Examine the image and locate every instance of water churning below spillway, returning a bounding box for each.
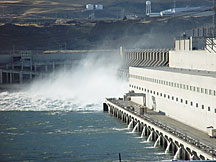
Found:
[0,55,127,111]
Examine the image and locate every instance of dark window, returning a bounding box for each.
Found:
[208,107,210,111]
[168,95,170,99]
[160,93,162,97]
[196,103,198,108]
[181,99,183,103]
[157,92,159,95]
[191,102,193,106]
[142,88,143,91]
[202,105,204,109]
[164,94,166,98]
[147,89,149,93]
[150,90,152,93]
[176,98,178,101]
[172,96,174,100]
[185,100,188,104]
[145,89,146,92]
[153,91,155,94]
[215,108,216,113]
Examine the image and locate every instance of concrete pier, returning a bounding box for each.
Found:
[104,98,216,161]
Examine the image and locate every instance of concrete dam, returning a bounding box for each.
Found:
[105,33,216,160]
[0,49,118,87]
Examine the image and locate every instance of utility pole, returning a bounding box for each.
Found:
[213,0,216,38]
[173,0,176,16]
[118,153,121,162]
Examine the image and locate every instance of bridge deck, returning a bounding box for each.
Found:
[108,98,216,157]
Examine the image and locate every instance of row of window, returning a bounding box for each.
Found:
[129,84,216,114]
[130,74,216,97]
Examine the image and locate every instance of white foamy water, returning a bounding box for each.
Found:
[0,55,127,111]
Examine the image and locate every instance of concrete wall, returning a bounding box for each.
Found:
[129,67,216,133]
[0,55,12,65]
[169,50,216,72]
[131,96,145,106]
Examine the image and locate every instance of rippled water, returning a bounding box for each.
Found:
[0,111,173,162]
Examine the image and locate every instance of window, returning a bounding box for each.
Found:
[168,95,170,99]
[157,92,159,95]
[197,87,200,93]
[153,91,155,95]
[164,94,166,98]
[181,99,183,103]
[183,84,185,89]
[145,89,146,92]
[190,86,193,91]
[202,105,204,110]
[208,107,211,111]
[215,108,216,113]
[177,83,179,88]
[172,96,174,100]
[209,89,212,95]
[205,89,208,94]
[142,88,144,91]
[214,90,216,96]
[147,89,149,93]
[150,90,152,94]
[160,93,162,97]
[180,84,182,88]
[186,85,189,90]
[201,88,204,93]
[185,100,188,104]
[196,103,198,108]
[191,102,193,106]
[176,97,178,101]
[193,87,196,91]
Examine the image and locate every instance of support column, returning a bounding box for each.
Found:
[30,63,33,71]
[6,72,9,83]
[19,72,23,84]
[45,65,48,72]
[30,72,32,80]
[10,71,13,84]
[0,69,3,84]
[21,62,23,71]
[52,62,55,72]
[34,64,37,72]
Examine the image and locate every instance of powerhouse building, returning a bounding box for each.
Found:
[128,37,216,133]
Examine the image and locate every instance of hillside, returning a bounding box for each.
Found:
[0,0,213,52]
[0,0,212,21]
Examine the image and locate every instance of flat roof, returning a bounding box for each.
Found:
[131,66,216,78]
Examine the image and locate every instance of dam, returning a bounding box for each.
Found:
[105,28,216,161]
[0,49,118,86]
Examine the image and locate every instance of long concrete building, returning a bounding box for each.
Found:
[129,37,216,134]
[104,35,216,161]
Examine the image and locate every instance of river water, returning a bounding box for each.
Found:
[0,109,173,162]
[0,56,173,161]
